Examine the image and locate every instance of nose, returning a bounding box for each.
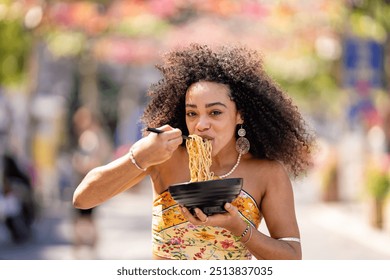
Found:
[195,116,210,132]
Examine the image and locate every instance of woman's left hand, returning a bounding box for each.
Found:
[180,203,248,237]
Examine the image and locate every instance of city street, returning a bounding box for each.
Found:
[1,176,390,260]
[2,0,390,265]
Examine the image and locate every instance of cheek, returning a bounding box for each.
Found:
[185,119,195,133]
[211,135,229,154]
[211,141,219,156]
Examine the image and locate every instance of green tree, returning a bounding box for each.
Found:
[0,1,32,87]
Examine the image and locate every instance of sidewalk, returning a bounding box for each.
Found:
[1,178,390,260]
[294,176,390,260]
[0,180,153,260]
[297,202,390,259]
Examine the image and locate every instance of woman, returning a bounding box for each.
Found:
[73,44,315,260]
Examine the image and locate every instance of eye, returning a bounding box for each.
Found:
[186,111,197,117]
[210,110,222,116]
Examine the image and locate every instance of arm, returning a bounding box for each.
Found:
[73,125,184,209]
[72,153,148,209]
[251,162,301,259]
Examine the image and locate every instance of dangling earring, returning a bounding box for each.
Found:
[236,125,250,155]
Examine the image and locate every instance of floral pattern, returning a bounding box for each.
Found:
[152,190,261,260]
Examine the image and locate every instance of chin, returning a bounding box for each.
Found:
[211,147,220,157]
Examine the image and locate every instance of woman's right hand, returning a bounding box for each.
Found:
[130,125,184,170]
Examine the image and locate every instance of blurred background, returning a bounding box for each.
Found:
[1,0,390,260]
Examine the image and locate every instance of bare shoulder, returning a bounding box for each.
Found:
[241,158,291,201]
[259,160,293,200]
[244,157,289,182]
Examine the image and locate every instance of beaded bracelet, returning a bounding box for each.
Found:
[129,148,147,171]
[242,225,253,245]
[237,221,250,241]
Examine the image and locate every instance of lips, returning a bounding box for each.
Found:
[199,135,214,141]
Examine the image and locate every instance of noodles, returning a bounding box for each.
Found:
[186,135,214,182]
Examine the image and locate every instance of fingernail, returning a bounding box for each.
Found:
[225,203,231,209]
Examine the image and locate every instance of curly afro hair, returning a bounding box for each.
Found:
[141,43,315,177]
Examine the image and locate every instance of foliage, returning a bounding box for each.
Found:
[366,164,390,199]
[321,156,338,188]
[266,56,343,114]
[348,0,390,34]
[0,9,32,86]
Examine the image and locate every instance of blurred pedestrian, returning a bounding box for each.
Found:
[1,153,36,243]
[71,106,112,259]
[1,91,36,243]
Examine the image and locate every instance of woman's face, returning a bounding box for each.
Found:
[185,81,243,156]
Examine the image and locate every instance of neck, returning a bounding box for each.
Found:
[212,148,241,177]
[211,149,238,170]
[215,153,241,179]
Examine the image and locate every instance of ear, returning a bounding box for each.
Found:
[236,111,244,125]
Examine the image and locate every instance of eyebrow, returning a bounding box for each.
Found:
[185,102,227,108]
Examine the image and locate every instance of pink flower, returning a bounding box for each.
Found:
[169,237,182,245]
[187,223,196,229]
[220,239,234,249]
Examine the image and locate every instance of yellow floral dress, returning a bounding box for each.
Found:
[152,190,261,260]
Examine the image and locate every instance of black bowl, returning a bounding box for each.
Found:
[168,178,243,216]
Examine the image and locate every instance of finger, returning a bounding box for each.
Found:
[165,128,183,141]
[180,206,198,223]
[181,207,209,225]
[194,208,209,224]
[224,203,238,216]
[165,138,183,154]
[168,133,183,145]
[153,126,183,145]
[157,124,173,132]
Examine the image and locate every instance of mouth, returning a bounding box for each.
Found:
[199,135,214,141]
